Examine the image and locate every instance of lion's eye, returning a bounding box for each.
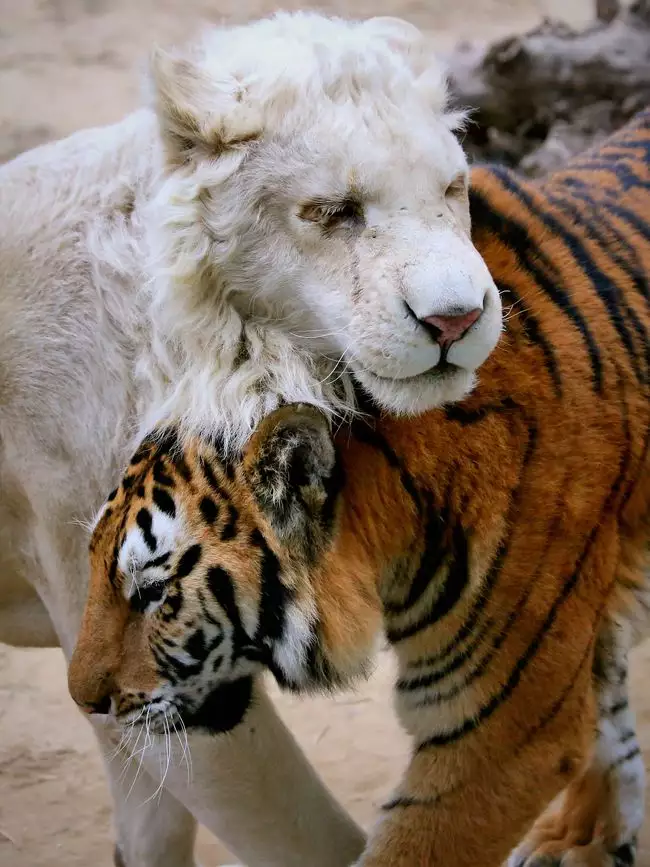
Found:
[445,174,468,200]
[298,198,364,231]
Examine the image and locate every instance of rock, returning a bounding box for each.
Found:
[446,0,650,174]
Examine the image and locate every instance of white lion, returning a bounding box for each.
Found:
[0,11,501,867]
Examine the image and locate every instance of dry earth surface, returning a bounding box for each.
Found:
[2,1,648,866]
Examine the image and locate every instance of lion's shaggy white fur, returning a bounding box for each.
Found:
[137,11,500,451]
[0,12,500,867]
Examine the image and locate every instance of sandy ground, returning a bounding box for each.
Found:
[1,1,645,866]
[4,642,650,867]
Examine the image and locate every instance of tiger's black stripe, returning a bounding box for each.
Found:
[352,419,423,517]
[199,455,228,499]
[206,565,251,652]
[516,634,596,754]
[382,498,448,617]
[545,190,650,348]
[417,383,633,751]
[559,177,650,246]
[469,187,603,392]
[152,486,176,518]
[141,551,171,570]
[181,677,253,735]
[546,187,650,306]
[252,530,294,645]
[199,495,219,525]
[443,396,519,426]
[492,166,646,385]
[173,544,202,580]
[135,508,157,552]
[570,158,647,192]
[491,280,563,397]
[220,504,238,541]
[406,414,537,671]
[398,470,568,696]
[153,460,174,488]
[386,522,470,644]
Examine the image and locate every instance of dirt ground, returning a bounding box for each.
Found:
[2,1,648,866]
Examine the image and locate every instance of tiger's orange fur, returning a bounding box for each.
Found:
[69,109,650,867]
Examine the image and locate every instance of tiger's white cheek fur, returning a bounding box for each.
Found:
[117,506,184,599]
[271,600,318,687]
[150,509,179,552]
[118,528,152,589]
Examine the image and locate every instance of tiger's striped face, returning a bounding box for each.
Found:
[67,406,360,735]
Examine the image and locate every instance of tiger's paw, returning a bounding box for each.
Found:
[507,766,637,867]
[508,835,635,867]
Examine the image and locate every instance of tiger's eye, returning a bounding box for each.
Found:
[131,582,166,613]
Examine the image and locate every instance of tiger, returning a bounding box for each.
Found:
[68,108,650,867]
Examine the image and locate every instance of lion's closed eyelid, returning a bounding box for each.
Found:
[297,196,364,226]
[445,172,468,198]
[298,200,328,223]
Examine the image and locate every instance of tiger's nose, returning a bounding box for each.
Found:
[420,308,482,350]
[78,694,112,715]
[68,662,115,715]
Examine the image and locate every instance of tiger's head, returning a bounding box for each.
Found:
[68,406,381,734]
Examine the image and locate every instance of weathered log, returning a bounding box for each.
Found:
[446,1,650,174]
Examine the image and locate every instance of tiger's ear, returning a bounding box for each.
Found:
[149,45,263,166]
[243,405,340,558]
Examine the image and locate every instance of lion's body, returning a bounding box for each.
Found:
[2,10,501,864]
[71,109,650,867]
[0,112,150,649]
[0,107,372,867]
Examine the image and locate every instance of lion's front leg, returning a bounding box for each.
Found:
[95,720,200,867]
[128,680,365,867]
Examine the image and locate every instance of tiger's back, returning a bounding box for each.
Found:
[465,109,650,617]
[473,107,650,399]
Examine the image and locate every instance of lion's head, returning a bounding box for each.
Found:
[145,13,501,446]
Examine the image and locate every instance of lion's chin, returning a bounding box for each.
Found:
[351,363,477,417]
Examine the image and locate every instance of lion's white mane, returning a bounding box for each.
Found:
[128,12,457,452]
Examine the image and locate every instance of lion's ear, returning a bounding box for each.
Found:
[149,45,263,166]
[363,16,423,52]
[363,17,449,112]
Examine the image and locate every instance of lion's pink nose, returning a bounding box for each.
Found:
[421,308,482,349]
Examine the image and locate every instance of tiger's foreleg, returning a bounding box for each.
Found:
[508,616,644,867]
[353,617,598,866]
